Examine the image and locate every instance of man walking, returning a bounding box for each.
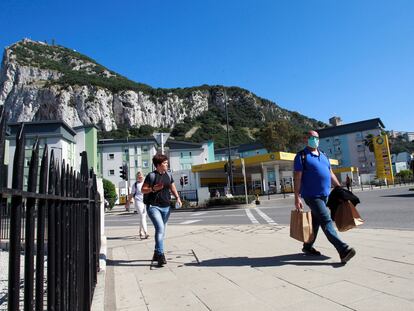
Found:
[293,130,356,263]
[141,154,182,267]
[345,174,351,191]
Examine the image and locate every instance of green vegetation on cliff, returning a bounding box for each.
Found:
[11,40,326,151]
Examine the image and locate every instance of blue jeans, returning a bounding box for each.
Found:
[147,205,171,254]
[303,196,349,255]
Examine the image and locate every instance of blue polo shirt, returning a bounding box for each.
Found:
[294,148,331,198]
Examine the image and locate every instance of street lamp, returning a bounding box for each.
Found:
[216,90,234,194]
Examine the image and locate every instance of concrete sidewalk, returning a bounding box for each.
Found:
[99,223,414,311]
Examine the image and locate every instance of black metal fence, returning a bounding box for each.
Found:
[0,106,101,311]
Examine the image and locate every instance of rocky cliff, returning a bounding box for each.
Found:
[0,39,324,138]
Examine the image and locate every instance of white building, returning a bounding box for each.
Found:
[97,138,158,197]
[391,152,412,174]
[6,121,98,188]
[165,140,214,194]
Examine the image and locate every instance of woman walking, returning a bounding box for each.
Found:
[127,172,149,239]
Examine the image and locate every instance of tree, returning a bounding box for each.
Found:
[103,178,117,209]
[257,120,302,152]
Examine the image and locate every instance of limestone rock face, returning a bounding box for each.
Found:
[0,39,317,133]
[0,40,213,131]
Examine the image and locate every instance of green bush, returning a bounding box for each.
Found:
[103,178,117,209]
[207,195,255,206]
[396,169,413,180]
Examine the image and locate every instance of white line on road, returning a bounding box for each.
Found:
[256,208,278,224]
[245,209,259,224]
[179,220,202,225]
[191,212,208,216]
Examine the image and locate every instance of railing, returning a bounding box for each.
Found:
[0,106,101,311]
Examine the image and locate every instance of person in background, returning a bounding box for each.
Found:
[293,130,356,264]
[346,174,351,191]
[141,154,182,267]
[127,171,149,239]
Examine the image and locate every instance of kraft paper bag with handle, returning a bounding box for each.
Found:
[335,200,364,232]
[290,210,314,243]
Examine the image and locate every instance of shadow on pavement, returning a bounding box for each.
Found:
[186,253,344,268]
[380,193,414,198]
[106,258,152,267]
[107,235,139,240]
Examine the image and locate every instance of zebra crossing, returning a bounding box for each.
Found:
[174,208,277,225]
[245,208,278,225]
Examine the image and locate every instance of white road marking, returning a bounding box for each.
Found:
[179,220,202,225]
[191,212,208,216]
[245,209,259,224]
[256,208,278,224]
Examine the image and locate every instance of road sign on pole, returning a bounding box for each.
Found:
[153,132,170,154]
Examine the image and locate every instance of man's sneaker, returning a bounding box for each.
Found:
[157,253,166,267]
[302,247,321,256]
[340,247,356,263]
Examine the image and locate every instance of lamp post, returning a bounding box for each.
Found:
[217,90,234,194]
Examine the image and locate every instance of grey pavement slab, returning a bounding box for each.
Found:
[100,224,414,311]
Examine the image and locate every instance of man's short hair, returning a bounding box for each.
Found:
[152,153,168,167]
[307,130,319,138]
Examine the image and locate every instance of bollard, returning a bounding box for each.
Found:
[255,194,260,205]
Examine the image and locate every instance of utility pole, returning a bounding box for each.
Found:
[217,90,234,194]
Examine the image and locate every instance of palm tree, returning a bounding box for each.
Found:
[364,134,375,152]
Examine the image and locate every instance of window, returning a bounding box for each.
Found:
[142,145,148,152]
[108,154,114,160]
[109,170,114,176]
[142,160,149,168]
[124,149,129,154]
[135,160,138,167]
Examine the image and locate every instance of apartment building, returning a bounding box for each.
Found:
[7,121,98,188]
[318,118,385,174]
[97,138,158,195]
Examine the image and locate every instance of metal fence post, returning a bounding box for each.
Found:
[24,138,40,310]
[8,124,26,311]
[36,145,48,311]
[47,150,57,310]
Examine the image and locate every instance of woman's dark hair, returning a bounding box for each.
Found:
[152,153,168,167]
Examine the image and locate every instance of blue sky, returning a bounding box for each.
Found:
[1,0,413,131]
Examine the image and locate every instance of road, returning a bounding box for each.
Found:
[105,185,414,230]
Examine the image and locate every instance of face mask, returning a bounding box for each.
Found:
[308,137,319,149]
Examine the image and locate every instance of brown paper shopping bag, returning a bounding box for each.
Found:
[290,210,314,243]
[335,200,364,232]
